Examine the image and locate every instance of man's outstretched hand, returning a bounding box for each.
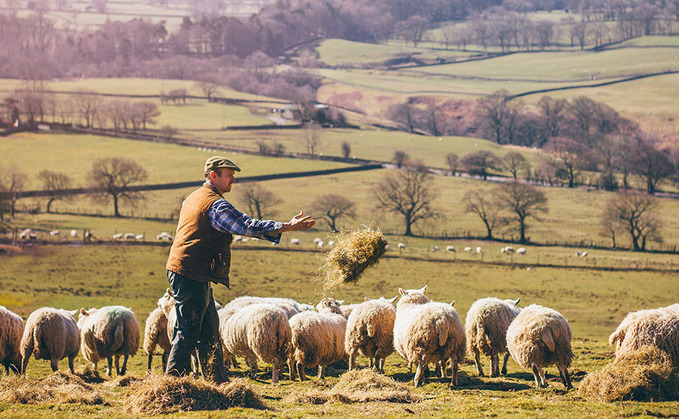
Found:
[279,211,315,232]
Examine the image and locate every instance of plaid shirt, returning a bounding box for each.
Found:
[208,198,283,244]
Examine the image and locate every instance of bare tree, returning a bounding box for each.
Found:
[0,166,27,219]
[88,157,148,217]
[460,150,500,180]
[392,150,410,168]
[602,193,662,251]
[631,136,675,195]
[462,190,499,239]
[341,141,351,159]
[501,152,530,180]
[73,89,101,128]
[303,123,323,156]
[311,194,356,232]
[39,170,72,213]
[494,182,548,243]
[542,136,590,188]
[476,90,521,145]
[135,101,161,130]
[374,163,439,237]
[537,96,568,139]
[194,73,221,100]
[446,153,459,175]
[237,183,281,220]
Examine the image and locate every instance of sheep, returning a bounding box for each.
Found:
[70,229,78,237]
[49,230,60,236]
[315,297,343,316]
[476,246,483,254]
[465,297,521,377]
[431,246,440,252]
[393,286,466,387]
[464,246,473,252]
[316,240,324,248]
[289,310,347,381]
[0,306,24,374]
[224,296,312,319]
[501,246,515,254]
[290,238,300,245]
[313,237,323,245]
[221,303,292,384]
[113,233,123,240]
[143,307,171,372]
[517,247,527,255]
[77,306,140,376]
[19,229,35,240]
[609,304,679,367]
[327,240,336,247]
[156,232,173,241]
[397,242,406,250]
[124,233,136,240]
[20,307,80,374]
[506,304,573,389]
[446,246,456,252]
[135,234,145,240]
[345,297,397,373]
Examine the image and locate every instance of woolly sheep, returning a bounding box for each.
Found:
[289,310,347,381]
[0,306,24,374]
[77,306,140,376]
[501,246,514,254]
[315,297,344,316]
[224,296,311,319]
[397,242,406,249]
[609,304,679,367]
[506,304,573,389]
[431,246,439,252]
[464,246,473,252]
[221,303,292,384]
[446,246,455,252]
[20,307,80,374]
[124,233,135,240]
[290,238,300,245]
[49,230,60,236]
[345,296,397,373]
[143,307,171,372]
[517,247,527,255]
[70,229,78,238]
[476,246,483,254]
[113,233,123,240]
[394,286,466,387]
[465,297,521,377]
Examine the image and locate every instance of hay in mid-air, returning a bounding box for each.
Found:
[320,228,388,289]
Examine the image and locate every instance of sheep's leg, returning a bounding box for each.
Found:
[368,357,374,369]
[501,352,510,375]
[106,357,113,376]
[21,351,31,375]
[318,365,325,380]
[115,355,121,375]
[451,357,459,387]
[473,349,484,376]
[147,352,153,372]
[68,353,76,374]
[348,351,357,370]
[246,357,258,379]
[490,352,500,378]
[50,357,59,372]
[271,360,279,385]
[297,362,307,381]
[288,357,296,381]
[120,354,129,375]
[531,363,546,388]
[434,362,442,378]
[414,362,426,387]
[559,366,573,390]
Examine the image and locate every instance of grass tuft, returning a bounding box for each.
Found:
[123,374,266,415]
[578,346,679,402]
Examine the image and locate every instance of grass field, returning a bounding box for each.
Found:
[0,244,677,417]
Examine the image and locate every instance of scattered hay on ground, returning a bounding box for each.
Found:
[578,346,679,402]
[104,374,142,388]
[74,366,105,384]
[124,374,266,415]
[285,369,419,405]
[0,371,106,405]
[320,228,388,289]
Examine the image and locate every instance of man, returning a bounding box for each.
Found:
[165,156,315,382]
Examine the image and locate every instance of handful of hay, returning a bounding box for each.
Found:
[321,228,388,289]
[578,346,679,402]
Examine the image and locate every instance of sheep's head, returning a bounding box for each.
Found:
[77,307,97,328]
[364,296,398,305]
[316,297,343,315]
[397,286,429,307]
[157,288,175,315]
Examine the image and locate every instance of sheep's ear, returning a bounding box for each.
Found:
[337,300,344,305]
[69,309,78,317]
[79,308,87,315]
[450,300,456,306]
[399,288,406,296]
[514,297,521,306]
[388,296,398,304]
[419,285,427,294]
[166,288,172,296]
[364,296,371,302]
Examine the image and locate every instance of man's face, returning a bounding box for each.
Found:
[211,168,236,194]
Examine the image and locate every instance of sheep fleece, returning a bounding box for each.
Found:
[345,300,395,360]
[0,306,24,372]
[79,306,140,364]
[290,311,347,369]
[465,297,520,356]
[20,308,80,364]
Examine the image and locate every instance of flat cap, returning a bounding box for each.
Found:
[204,156,241,173]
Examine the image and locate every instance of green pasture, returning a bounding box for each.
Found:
[406,45,679,81]
[314,39,479,67]
[0,244,678,417]
[157,100,273,129]
[0,132,352,190]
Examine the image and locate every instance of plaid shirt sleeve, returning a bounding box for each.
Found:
[208,199,283,244]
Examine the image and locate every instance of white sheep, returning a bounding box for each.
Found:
[19,229,34,240]
[223,296,312,319]
[313,237,323,245]
[290,238,300,245]
[20,307,80,374]
[143,307,171,372]
[609,304,679,367]
[315,297,344,316]
[316,240,324,248]
[70,229,78,238]
[327,240,336,247]
[432,246,440,252]
[465,297,521,377]
[77,306,140,376]
[464,246,473,252]
[49,230,60,236]
[397,242,406,250]
[0,306,24,374]
[113,233,123,240]
[135,234,145,240]
[517,247,527,255]
[506,304,573,389]
[221,303,292,384]
[124,233,136,240]
[501,246,514,254]
[476,246,483,254]
[446,246,456,252]
[345,297,397,373]
[289,309,347,381]
[156,232,173,241]
[393,286,466,387]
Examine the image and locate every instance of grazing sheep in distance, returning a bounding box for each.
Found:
[290,238,300,245]
[124,233,135,240]
[345,296,397,373]
[431,246,439,252]
[327,240,336,247]
[49,230,60,237]
[20,307,80,374]
[0,306,24,374]
[113,233,123,240]
[223,295,312,319]
[476,246,483,254]
[221,303,292,384]
[289,309,347,381]
[501,246,514,254]
[394,286,466,387]
[397,242,406,250]
[143,307,171,372]
[517,247,527,255]
[465,297,521,377]
[609,304,679,367]
[70,229,78,238]
[464,246,473,252]
[135,234,144,240]
[506,304,573,389]
[156,232,173,241]
[77,306,140,376]
[446,246,455,252]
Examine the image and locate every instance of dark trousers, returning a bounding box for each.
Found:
[165,270,227,383]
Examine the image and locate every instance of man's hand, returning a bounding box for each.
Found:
[279,211,315,232]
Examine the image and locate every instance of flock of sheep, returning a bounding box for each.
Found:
[2,288,677,392]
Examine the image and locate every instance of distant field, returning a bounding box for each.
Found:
[0,132,351,190]
[0,245,678,417]
[157,100,273,129]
